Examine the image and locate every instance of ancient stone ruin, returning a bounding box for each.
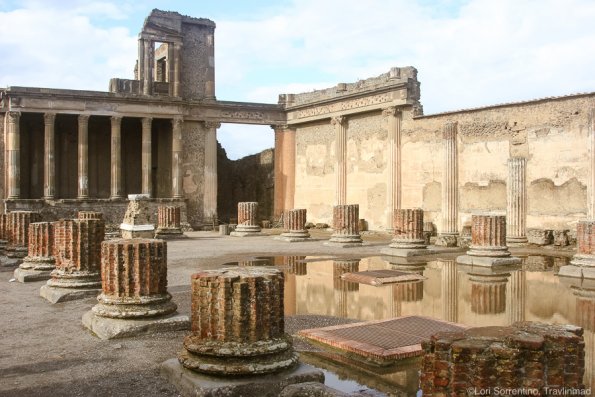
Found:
[457,214,521,266]
[161,267,323,396]
[6,211,42,260]
[154,205,184,239]
[324,204,362,247]
[14,222,55,282]
[120,194,154,239]
[40,218,105,303]
[559,220,595,280]
[275,208,310,242]
[82,238,188,339]
[421,322,586,394]
[230,202,262,237]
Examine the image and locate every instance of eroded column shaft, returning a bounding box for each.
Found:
[110,116,123,198]
[203,122,219,219]
[172,117,183,198]
[441,122,458,235]
[468,215,511,257]
[390,208,426,248]
[158,206,181,229]
[78,115,89,199]
[507,157,527,244]
[141,117,152,197]
[7,111,20,199]
[43,113,56,199]
[332,116,347,205]
[7,211,42,257]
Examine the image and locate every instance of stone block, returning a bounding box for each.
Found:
[40,284,100,304]
[553,229,570,246]
[14,267,52,282]
[82,311,189,340]
[527,229,553,245]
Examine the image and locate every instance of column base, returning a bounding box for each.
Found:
[389,239,427,249]
[274,231,311,242]
[230,225,262,237]
[0,255,22,267]
[6,246,28,259]
[506,236,529,246]
[20,256,55,271]
[40,284,100,304]
[434,234,458,247]
[323,234,363,248]
[154,228,186,239]
[558,254,595,280]
[14,267,52,283]
[160,359,323,397]
[467,246,513,257]
[456,254,522,267]
[82,310,189,340]
[92,294,177,318]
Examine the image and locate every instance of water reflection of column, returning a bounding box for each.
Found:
[440,260,458,323]
[469,273,510,314]
[507,270,526,324]
[575,290,595,387]
[284,256,307,276]
[333,259,359,318]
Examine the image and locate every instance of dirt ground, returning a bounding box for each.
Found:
[0,229,393,397]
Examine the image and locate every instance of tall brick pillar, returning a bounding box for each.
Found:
[325,204,362,247]
[230,202,262,237]
[276,209,310,242]
[41,218,105,303]
[14,222,55,282]
[178,267,298,375]
[6,211,42,259]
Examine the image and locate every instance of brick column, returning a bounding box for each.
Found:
[20,222,54,270]
[203,121,220,220]
[141,117,152,197]
[6,111,21,199]
[331,116,347,205]
[110,116,123,199]
[179,267,298,375]
[46,218,104,289]
[439,122,458,238]
[383,107,402,228]
[155,205,183,239]
[93,239,176,318]
[272,124,296,218]
[560,220,595,280]
[507,157,528,245]
[77,114,89,199]
[326,204,362,246]
[43,112,56,199]
[0,213,8,252]
[468,215,509,257]
[171,117,183,199]
[389,208,426,249]
[7,211,42,258]
[277,209,310,242]
[440,260,458,323]
[230,202,262,236]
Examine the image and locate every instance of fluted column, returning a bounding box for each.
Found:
[589,108,595,219]
[507,270,526,324]
[277,208,310,241]
[20,222,55,270]
[440,122,458,236]
[43,112,56,199]
[389,208,426,249]
[155,205,184,238]
[331,116,347,205]
[506,157,527,244]
[142,39,153,95]
[6,111,21,199]
[326,204,362,246]
[441,260,458,323]
[171,117,183,198]
[204,29,216,100]
[141,117,152,197]
[6,211,42,258]
[110,116,123,198]
[179,267,297,375]
[272,125,296,217]
[167,43,175,96]
[77,114,89,199]
[384,107,402,227]
[173,42,181,97]
[203,121,220,219]
[230,202,261,236]
[138,38,145,91]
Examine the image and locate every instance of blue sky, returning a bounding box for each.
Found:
[2,0,595,159]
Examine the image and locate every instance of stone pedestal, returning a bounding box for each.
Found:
[559,220,595,280]
[6,211,42,261]
[420,323,586,395]
[82,238,188,339]
[40,218,104,303]
[456,215,521,266]
[120,194,155,238]
[14,222,55,282]
[179,267,297,375]
[275,209,310,242]
[324,204,363,247]
[154,206,184,239]
[230,202,262,237]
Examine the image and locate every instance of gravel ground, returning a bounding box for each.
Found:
[0,230,391,397]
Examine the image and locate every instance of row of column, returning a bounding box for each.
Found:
[138,38,181,97]
[5,112,186,200]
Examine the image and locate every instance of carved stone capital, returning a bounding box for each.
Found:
[203,121,221,130]
[172,117,183,130]
[270,124,291,132]
[382,106,400,118]
[330,115,346,126]
[110,116,122,126]
[7,111,21,124]
[78,114,90,126]
[44,112,56,125]
[443,121,458,140]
